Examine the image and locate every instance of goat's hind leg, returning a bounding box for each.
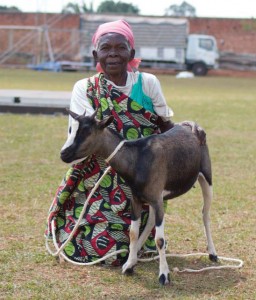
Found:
[198,173,218,262]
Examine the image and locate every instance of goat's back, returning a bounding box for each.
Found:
[134,125,202,201]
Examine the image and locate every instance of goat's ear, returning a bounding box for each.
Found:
[66,108,81,120]
[99,115,114,129]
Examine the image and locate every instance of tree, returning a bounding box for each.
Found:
[0,5,21,12]
[165,1,196,17]
[61,0,139,15]
[97,1,139,14]
[115,2,139,14]
[61,1,93,14]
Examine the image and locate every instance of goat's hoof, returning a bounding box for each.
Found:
[123,267,134,275]
[209,254,218,262]
[122,262,135,275]
[159,273,170,285]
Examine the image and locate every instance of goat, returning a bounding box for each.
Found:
[60,109,217,285]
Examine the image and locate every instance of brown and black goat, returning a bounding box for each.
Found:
[60,109,218,285]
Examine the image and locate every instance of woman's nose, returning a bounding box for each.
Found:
[108,48,117,56]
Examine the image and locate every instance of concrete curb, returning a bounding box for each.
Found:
[0,89,71,114]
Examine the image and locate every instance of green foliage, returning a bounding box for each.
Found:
[61,1,93,14]
[0,5,21,12]
[61,0,139,14]
[167,1,196,17]
[97,0,139,14]
[0,68,256,299]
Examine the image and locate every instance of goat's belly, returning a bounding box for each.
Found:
[163,173,198,200]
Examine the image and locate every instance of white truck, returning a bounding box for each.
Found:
[80,14,219,76]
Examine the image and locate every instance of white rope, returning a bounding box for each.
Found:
[138,252,244,273]
[46,222,128,266]
[46,165,112,258]
[105,140,125,164]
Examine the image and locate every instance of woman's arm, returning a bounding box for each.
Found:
[141,73,174,122]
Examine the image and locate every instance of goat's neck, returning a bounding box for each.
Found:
[95,128,124,159]
[95,128,134,177]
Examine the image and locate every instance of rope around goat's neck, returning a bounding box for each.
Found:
[105,140,126,164]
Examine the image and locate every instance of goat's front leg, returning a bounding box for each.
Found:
[122,200,142,275]
[153,202,170,285]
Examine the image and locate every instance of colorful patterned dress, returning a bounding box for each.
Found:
[45,73,161,265]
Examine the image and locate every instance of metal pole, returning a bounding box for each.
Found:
[45,28,55,62]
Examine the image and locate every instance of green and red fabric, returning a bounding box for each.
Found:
[46,73,159,265]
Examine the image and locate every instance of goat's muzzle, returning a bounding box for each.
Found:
[60,148,74,163]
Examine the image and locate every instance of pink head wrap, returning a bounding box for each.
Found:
[92,19,141,72]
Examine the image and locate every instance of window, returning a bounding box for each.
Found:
[199,38,214,51]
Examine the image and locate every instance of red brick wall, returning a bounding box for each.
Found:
[189,17,256,54]
[0,12,79,28]
[1,13,256,65]
[0,13,80,64]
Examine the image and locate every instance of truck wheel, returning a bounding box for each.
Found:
[192,63,207,76]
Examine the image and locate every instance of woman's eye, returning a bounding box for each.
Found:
[100,45,109,51]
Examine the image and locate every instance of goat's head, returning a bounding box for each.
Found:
[60,108,114,163]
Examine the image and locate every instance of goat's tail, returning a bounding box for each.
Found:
[180,121,206,145]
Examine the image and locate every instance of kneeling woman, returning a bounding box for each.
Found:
[45,19,174,265]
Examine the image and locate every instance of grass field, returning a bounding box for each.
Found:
[0,69,256,299]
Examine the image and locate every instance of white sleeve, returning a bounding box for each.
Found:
[142,73,174,121]
[62,78,95,152]
[68,78,95,133]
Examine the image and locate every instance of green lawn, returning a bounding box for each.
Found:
[0,68,94,91]
[0,69,255,299]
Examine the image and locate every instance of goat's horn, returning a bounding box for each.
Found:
[66,108,80,120]
[91,107,99,119]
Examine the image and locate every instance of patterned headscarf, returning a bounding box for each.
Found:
[92,19,141,72]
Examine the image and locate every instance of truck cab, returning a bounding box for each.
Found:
[185,34,219,76]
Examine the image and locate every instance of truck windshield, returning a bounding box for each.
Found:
[199,38,214,51]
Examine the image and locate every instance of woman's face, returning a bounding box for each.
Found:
[93,33,135,77]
